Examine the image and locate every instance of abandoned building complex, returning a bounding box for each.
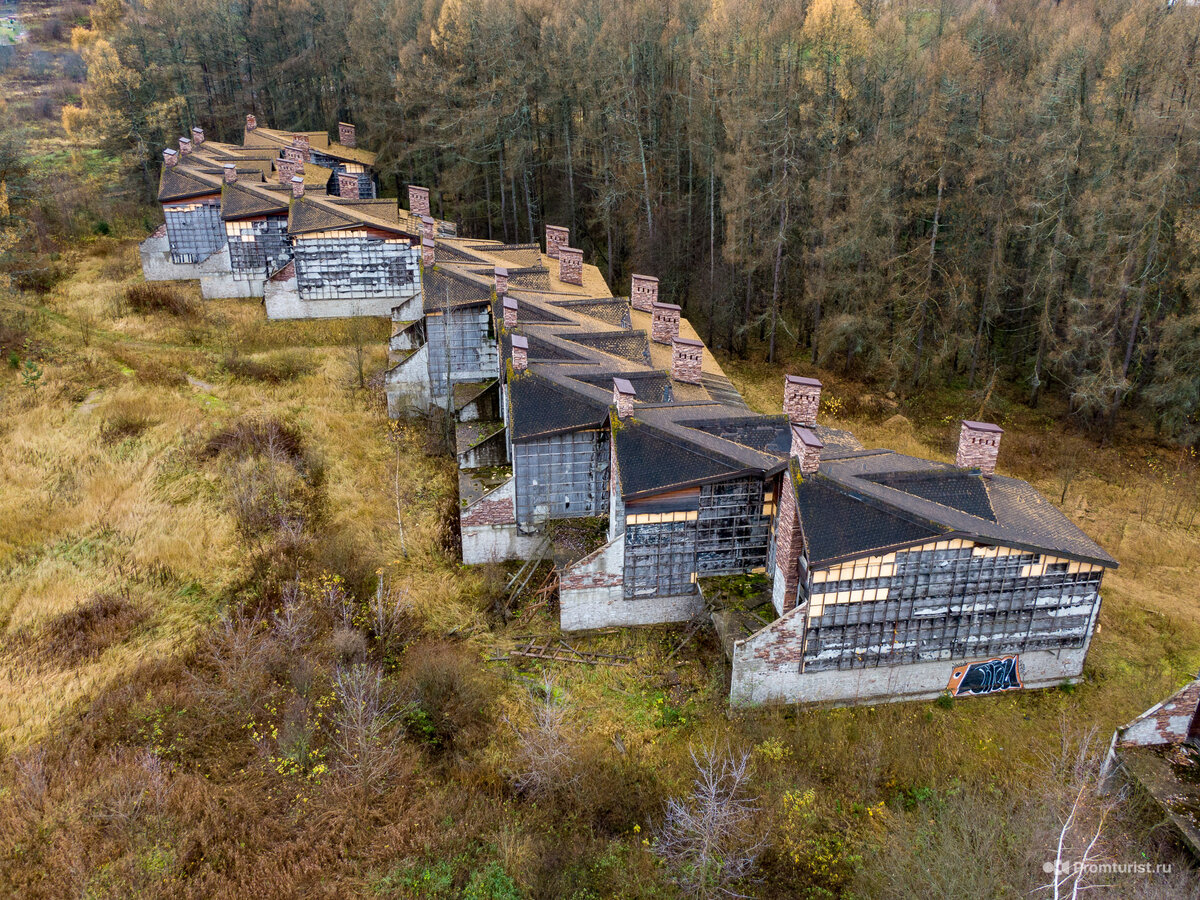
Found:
[140,120,1118,708]
[139,116,454,318]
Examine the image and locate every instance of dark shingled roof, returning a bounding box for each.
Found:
[515,302,571,325]
[423,268,492,312]
[679,415,791,455]
[794,473,943,567]
[793,451,1118,568]
[508,374,609,441]
[562,330,651,365]
[864,469,997,522]
[525,335,590,362]
[572,371,672,403]
[614,420,742,497]
[507,267,554,290]
[221,182,290,219]
[159,166,221,202]
[554,299,632,328]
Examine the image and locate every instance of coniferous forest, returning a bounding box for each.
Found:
[3,2,1200,898]
[67,0,1200,445]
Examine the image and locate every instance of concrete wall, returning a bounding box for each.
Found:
[730,605,1089,706]
[560,535,706,631]
[385,344,432,417]
[197,246,262,299]
[458,427,508,470]
[141,232,204,282]
[265,271,410,319]
[460,477,543,564]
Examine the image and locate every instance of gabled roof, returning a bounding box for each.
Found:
[793,467,943,567]
[792,450,1117,569]
[158,165,222,202]
[288,196,418,237]
[614,417,745,497]
[424,267,493,312]
[221,181,291,220]
[508,372,610,441]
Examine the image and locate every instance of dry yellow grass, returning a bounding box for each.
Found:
[0,246,459,749]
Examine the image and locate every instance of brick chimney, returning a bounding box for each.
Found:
[338,121,356,148]
[559,246,583,285]
[421,236,435,267]
[511,334,528,373]
[671,337,703,384]
[956,420,1003,476]
[246,114,258,131]
[277,158,301,184]
[191,126,205,146]
[223,163,237,184]
[408,185,430,217]
[178,136,192,156]
[420,215,435,242]
[290,175,305,198]
[495,266,509,297]
[545,224,569,259]
[613,377,636,420]
[163,148,178,167]
[631,274,659,312]
[502,296,518,329]
[283,146,304,164]
[784,375,822,427]
[651,301,681,345]
[291,133,310,152]
[791,425,823,476]
[337,172,359,199]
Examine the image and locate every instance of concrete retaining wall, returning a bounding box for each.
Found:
[385,344,432,417]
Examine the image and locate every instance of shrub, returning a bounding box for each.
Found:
[124,282,199,317]
[100,406,154,444]
[25,593,147,666]
[221,350,314,383]
[462,863,522,900]
[396,642,494,754]
[332,627,368,663]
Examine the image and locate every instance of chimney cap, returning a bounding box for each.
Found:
[962,420,1004,433]
[290,174,304,184]
[632,273,659,283]
[421,215,434,224]
[163,148,178,157]
[613,377,636,396]
[672,336,704,348]
[502,296,518,311]
[422,237,435,247]
[338,120,354,128]
[495,266,508,276]
[652,301,681,312]
[792,425,824,449]
[786,374,822,387]
[511,334,529,349]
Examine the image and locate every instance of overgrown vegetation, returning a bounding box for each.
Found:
[63,0,1200,445]
[1,3,1199,898]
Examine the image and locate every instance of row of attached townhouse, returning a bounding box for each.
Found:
[139,116,455,317]
[382,222,1118,707]
[137,121,1117,707]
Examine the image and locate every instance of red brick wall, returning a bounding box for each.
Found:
[774,475,802,612]
[461,495,516,527]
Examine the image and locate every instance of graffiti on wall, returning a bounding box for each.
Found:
[947,655,1023,696]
